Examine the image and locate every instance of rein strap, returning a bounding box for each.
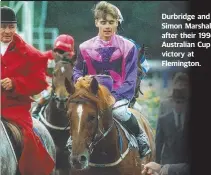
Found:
[40,111,70,131]
[89,147,130,167]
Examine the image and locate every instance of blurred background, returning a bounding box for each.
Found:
[1,1,190,131]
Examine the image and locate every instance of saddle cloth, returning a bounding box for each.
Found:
[114,118,138,149]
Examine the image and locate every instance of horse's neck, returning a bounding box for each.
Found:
[45,98,68,127]
[90,120,126,164]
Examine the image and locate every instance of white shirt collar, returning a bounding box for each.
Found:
[1,41,11,56]
[173,109,185,129]
[96,34,115,46]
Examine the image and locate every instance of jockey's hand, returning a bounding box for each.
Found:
[142,162,161,175]
[1,78,14,90]
[77,76,83,82]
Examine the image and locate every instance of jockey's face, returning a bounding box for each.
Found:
[0,23,16,43]
[53,49,72,62]
[95,14,118,41]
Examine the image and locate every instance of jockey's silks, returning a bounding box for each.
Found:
[73,34,138,101]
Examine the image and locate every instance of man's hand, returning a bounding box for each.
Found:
[1,78,14,90]
[142,162,161,175]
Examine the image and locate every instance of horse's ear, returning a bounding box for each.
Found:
[90,77,99,95]
[65,78,75,94]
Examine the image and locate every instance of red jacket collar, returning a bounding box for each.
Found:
[8,33,26,52]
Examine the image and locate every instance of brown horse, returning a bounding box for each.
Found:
[64,75,155,175]
[40,60,75,175]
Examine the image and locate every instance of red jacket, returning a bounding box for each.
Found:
[1,34,54,175]
[43,50,54,60]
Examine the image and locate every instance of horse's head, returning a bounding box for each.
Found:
[65,75,115,170]
[52,60,74,110]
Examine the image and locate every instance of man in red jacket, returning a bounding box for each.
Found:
[32,34,76,118]
[1,6,55,175]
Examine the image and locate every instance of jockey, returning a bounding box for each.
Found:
[72,1,151,158]
[0,6,54,174]
[32,34,75,118]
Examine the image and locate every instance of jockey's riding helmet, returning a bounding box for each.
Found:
[53,34,75,57]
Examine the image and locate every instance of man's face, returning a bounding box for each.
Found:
[0,23,16,43]
[95,14,118,41]
[173,98,188,114]
[53,48,71,62]
[173,81,189,114]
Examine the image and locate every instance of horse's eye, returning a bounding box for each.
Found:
[87,115,95,122]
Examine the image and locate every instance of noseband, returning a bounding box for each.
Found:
[51,92,69,103]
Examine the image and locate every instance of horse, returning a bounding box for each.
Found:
[0,117,56,175]
[38,59,75,175]
[64,75,155,175]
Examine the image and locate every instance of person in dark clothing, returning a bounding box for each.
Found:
[155,72,190,165]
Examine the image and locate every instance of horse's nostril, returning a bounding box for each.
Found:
[79,155,87,163]
[72,157,78,164]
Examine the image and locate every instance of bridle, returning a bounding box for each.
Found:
[39,59,73,131]
[51,59,74,104]
[67,97,132,167]
[68,97,114,155]
[51,90,69,104]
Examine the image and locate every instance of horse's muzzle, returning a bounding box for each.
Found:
[70,154,89,170]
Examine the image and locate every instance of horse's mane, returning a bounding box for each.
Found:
[69,76,115,111]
